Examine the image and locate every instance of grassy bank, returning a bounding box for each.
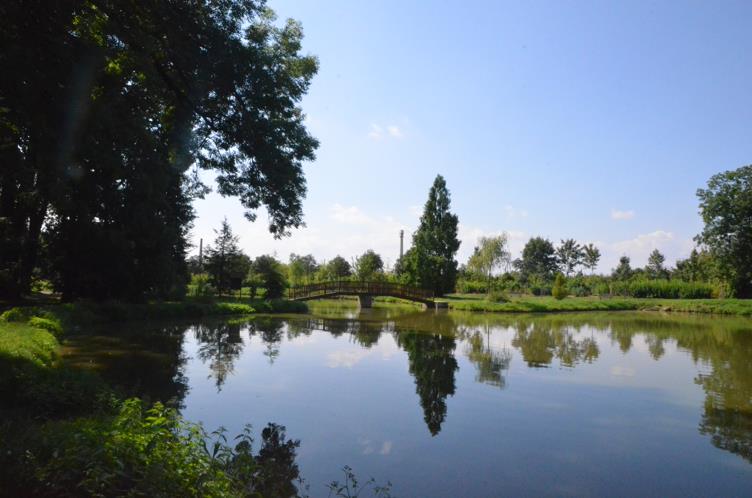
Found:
[0,298,307,329]
[0,298,313,496]
[441,294,752,316]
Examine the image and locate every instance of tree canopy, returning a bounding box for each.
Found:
[353,250,384,281]
[696,165,752,297]
[516,237,558,282]
[0,1,317,299]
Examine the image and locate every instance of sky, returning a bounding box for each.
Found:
[191,0,752,273]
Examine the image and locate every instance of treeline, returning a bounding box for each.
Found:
[454,164,752,299]
[0,1,318,301]
[458,236,719,299]
[188,175,464,298]
[187,219,391,298]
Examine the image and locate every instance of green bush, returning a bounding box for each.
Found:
[456,279,489,294]
[552,274,568,300]
[190,273,216,297]
[28,316,63,336]
[0,307,30,322]
[486,290,509,303]
[610,279,713,299]
[12,399,303,498]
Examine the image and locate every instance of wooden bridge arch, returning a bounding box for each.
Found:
[288,281,436,307]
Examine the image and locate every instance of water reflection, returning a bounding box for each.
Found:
[194,321,244,391]
[63,309,752,477]
[397,331,458,436]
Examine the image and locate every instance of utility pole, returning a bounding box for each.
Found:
[198,238,203,270]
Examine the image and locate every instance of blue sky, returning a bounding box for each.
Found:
[192,0,752,272]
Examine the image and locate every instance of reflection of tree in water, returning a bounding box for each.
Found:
[397,331,458,436]
[464,327,512,388]
[248,317,286,364]
[511,322,600,368]
[690,331,752,463]
[194,322,244,391]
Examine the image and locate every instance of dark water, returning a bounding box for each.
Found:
[63,305,752,497]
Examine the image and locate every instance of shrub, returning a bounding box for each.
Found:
[552,274,568,300]
[610,279,713,299]
[486,290,509,303]
[456,279,489,294]
[15,399,303,498]
[28,316,63,336]
[190,273,216,297]
[0,307,30,322]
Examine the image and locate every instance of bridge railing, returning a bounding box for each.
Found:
[288,281,434,301]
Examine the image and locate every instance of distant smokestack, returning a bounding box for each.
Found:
[199,238,203,269]
[399,230,404,260]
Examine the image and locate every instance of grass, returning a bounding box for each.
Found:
[440,294,752,316]
[0,321,58,367]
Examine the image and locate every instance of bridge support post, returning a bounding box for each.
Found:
[357,295,373,308]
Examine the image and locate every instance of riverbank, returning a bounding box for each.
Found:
[0,298,311,496]
[440,294,752,316]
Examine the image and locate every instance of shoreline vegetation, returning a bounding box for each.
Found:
[440,294,752,316]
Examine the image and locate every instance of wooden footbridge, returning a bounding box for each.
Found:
[288,281,438,308]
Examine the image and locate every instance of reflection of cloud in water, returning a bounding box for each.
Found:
[357,437,393,456]
[610,365,636,377]
[326,339,401,368]
[327,349,371,368]
[380,440,393,455]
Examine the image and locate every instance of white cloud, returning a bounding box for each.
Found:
[600,230,694,272]
[503,205,528,219]
[330,203,371,224]
[367,124,384,140]
[611,209,635,220]
[368,123,404,140]
[387,125,403,138]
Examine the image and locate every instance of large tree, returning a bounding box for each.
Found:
[353,250,384,281]
[515,237,558,282]
[326,256,351,281]
[204,219,249,294]
[582,243,601,275]
[0,1,318,299]
[252,255,287,299]
[696,165,752,297]
[401,175,460,295]
[556,239,584,277]
[612,256,633,281]
[646,249,667,279]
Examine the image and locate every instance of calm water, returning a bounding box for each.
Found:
[63,306,752,497]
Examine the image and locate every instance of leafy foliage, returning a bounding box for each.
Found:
[16,399,303,498]
[516,237,558,282]
[696,164,752,297]
[353,250,384,281]
[252,255,288,299]
[0,1,318,300]
[555,239,584,277]
[467,235,510,286]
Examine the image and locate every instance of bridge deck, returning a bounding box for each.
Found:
[288,281,435,305]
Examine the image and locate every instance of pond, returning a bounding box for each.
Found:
[63,305,752,497]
